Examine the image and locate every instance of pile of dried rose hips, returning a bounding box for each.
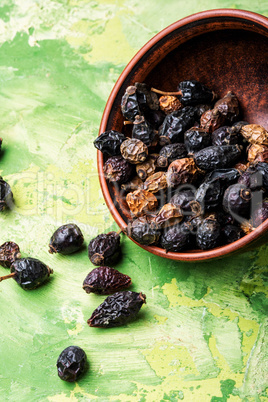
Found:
[94,80,268,252]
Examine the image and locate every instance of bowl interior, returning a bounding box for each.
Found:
[99,10,268,261]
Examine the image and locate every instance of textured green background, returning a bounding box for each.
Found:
[0,1,267,401]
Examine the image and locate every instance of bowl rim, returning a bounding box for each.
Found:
[98,8,268,261]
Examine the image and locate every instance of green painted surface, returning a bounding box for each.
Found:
[0,1,267,401]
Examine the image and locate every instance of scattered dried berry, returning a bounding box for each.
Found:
[194,145,242,170]
[126,216,161,245]
[103,155,133,184]
[87,291,146,328]
[88,231,121,266]
[94,130,126,156]
[49,224,84,255]
[57,346,87,382]
[0,178,14,211]
[0,241,21,268]
[0,257,53,290]
[120,138,148,164]
[83,266,131,294]
[126,189,158,216]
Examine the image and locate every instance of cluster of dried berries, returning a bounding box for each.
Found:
[94,79,268,251]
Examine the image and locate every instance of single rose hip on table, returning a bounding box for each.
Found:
[83,266,131,294]
[57,346,87,382]
[49,223,84,255]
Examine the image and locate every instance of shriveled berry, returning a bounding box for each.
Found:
[144,109,165,129]
[241,124,268,145]
[160,223,191,251]
[247,144,268,163]
[126,189,158,216]
[213,91,239,124]
[88,232,121,266]
[200,108,226,133]
[134,82,159,111]
[177,80,216,106]
[170,189,201,217]
[121,176,143,192]
[196,217,221,250]
[0,258,53,290]
[83,266,131,294]
[184,127,211,154]
[166,158,199,187]
[142,171,167,193]
[252,200,268,227]
[121,86,144,121]
[0,241,21,268]
[157,143,187,168]
[194,145,242,170]
[57,346,87,382]
[221,224,244,244]
[120,139,148,164]
[132,115,155,146]
[0,178,14,211]
[159,95,182,114]
[88,291,146,328]
[154,203,183,228]
[223,183,252,219]
[159,106,196,145]
[238,162,268,191]
[212,126,242,146]
[136,156,157,180]
[49,224,84,255]
[103,156,133,184]
[126,216,161,245]
[94,130,126,156]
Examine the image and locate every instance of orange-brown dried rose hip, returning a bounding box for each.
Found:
[153,203,183,228]
[120,138,148,164]
[247,144,268,163]
[121,176,143,192]
[241,124,268,145]
[213,91,240,123]
[126,189,158,216]
[200,108,226,133]
[159,95,182,114]
[142,171,168,193]
[166,158,199,187]
[136,156,157,180]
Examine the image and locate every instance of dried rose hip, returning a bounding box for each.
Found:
[223,183,252,219]
[154,203,183,228]
[200,108,226,133]
[142,171,167,193]
[252,200,268,227]
[0,241,21,268]
[194,145,242,170]
[49,224,84,255]
[176,80,216,106]
[212,126,242,147]
[170,189,201,217]
[157,143,187,168]
[88,231,120,266]
[121,86,144,121]
[166,158,199,187]
[159,106,196,145]
[136,156,157,180]
[132,115,155,146]
[126,216,161,245]
[103,155,133,184]
[160,223,191,252]
[213,91,239,123]
[94,130,126,156]
[196,216,221,250]
[184,127,211,154]
[57,346,87,382]
[120,138,148,164]
[0,178,14,211]
[0,257,53,290]
[83,266,131,294]
[247,144,268,163]
[87,291,146,328]
[121,176,143,192]
[159,95,182,114]
[221,224,244,244]
[126,189,158,216]
[241,124,268,145]
[238,162,268,191]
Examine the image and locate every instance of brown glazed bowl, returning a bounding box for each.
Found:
[98,9,268,262]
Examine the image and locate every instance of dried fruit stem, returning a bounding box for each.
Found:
[0,272,16,282]
[151,87,182,96]
[123,121,133,125]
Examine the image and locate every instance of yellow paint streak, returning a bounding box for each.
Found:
[142,341,199,378]
[67,323,83,336]
[48,393,78,402]
[238,317,260,365]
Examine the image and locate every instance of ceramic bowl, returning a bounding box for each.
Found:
[97,9,268,261]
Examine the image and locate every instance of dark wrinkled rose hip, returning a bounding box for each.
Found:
[0,178,14,211]
[88,231,121,266]
[49,223,84,255]
[0,241,21,268]
[83,266,131,294]
[88,291,146,328]
[57,346,87,382]
[0,257,53,290]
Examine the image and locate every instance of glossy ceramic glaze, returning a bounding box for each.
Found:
[98,9,268,261]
